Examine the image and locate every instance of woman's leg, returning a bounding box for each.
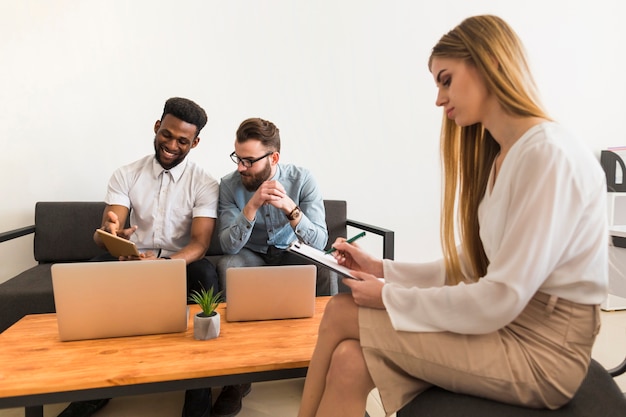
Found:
[298,293,373,417]
[315,339,375,417]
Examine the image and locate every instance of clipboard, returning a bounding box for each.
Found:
[287,240,359,279]
[95,229,141,258]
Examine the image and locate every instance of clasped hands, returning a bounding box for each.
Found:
[250,180,296,213]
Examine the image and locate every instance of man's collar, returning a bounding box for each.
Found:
[151,157,188,182]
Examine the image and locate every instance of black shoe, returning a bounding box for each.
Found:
[212,383,252,417]
[182,388,212,417]
[57,399,110,417]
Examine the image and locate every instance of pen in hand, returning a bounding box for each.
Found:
[325,231,366,255]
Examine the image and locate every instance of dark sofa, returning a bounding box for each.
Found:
[0,200,394,333]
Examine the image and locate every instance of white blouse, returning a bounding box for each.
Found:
[381,123,608,334]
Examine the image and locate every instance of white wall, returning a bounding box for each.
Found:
[1,0,624,283]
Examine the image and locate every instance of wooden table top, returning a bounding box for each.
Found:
[0,297,330,400]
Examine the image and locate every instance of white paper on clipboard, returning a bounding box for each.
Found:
[287,240,359,279]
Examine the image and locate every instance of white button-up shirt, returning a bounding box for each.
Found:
[105,155,219,257]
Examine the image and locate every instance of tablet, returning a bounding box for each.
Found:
[95,229,141,257]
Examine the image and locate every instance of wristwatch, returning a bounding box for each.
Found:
[286,206,301,221]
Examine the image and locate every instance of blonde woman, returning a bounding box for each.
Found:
[297,15,607,417]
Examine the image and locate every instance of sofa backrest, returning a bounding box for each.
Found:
[34,200,348,262]
[34,201,108,263]
[323,200,347,251]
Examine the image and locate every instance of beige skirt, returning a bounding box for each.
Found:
[359,292,601,416]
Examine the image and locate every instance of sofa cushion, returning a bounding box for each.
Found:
[0,264,56,332]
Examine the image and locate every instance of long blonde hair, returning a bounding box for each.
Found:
[430,15,550,285]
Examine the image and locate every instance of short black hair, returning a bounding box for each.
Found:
[161,97,208,137]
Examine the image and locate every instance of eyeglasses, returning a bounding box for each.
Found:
[230,151,273,168]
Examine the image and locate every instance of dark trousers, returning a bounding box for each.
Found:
[185,257,219,297]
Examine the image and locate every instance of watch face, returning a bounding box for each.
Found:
[288,207,301,220]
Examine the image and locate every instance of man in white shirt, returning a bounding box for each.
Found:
[57,97,219,417]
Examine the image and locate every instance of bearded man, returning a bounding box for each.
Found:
[209,117,331,417]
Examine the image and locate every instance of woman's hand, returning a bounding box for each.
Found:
[343,272,385,309]
[330,237,384,277]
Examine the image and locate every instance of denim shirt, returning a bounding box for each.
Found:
[218,164,328,254]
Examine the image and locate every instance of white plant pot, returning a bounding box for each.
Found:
[193,312,220,340]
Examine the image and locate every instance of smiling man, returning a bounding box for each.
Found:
[58,97,220,417]
[93,97,219,284]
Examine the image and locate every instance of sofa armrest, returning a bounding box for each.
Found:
[0,225,35,243]
[346,219,395,260]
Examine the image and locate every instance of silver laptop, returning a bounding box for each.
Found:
[51,259,188,341]
[225,264,316,322]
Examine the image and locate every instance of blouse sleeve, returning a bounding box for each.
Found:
[382,259,446,288]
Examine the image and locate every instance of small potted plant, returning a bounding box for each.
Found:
[188,286,224,340]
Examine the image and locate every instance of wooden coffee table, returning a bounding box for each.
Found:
[0,297,330,417]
